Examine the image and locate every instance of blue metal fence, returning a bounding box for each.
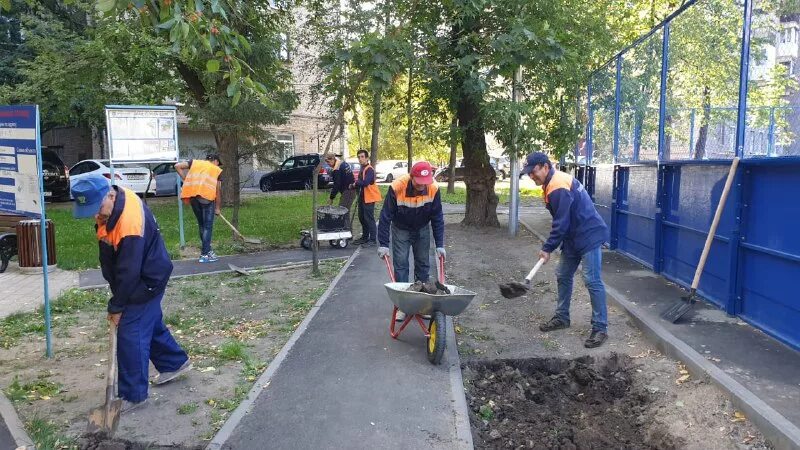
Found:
[579,0,800,351]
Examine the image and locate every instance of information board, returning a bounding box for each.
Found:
[106,106,179,163]
[0,105,42,216]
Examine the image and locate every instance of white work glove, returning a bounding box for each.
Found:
[378,247,390,258]
[436,247,446,259]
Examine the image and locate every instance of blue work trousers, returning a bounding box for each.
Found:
[190,197,215,255]
[117,293,188,402]
[554,246,608,333]
[391,223,431,283]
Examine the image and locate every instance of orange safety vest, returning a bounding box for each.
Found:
[96,187,144,250]
[361,164,382,204]
[393,174,438,208]
[180,160,222,202]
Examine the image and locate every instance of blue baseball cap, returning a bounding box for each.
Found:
[71,175,111,219]
[521,152,550,175]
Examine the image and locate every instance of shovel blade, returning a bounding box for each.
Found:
[660,294,695,323]
[498,282,529,299]
[86,399,122,436]
[228,263,251,276]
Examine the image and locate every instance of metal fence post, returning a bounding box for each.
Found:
[613,56,622,164]
[655,23,670,273]
[767,107,776,156]
[727,0,754,315]
[587,82,594,178]
[689,108,696,157]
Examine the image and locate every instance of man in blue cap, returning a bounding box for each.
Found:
[521,152,610,348]
[72,174,192,412]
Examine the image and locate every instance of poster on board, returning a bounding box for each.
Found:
[106,106,179,163]
[0,105,42,217]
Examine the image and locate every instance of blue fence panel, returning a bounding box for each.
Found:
[614,166,658,268]
[738,163,800,349]
[659,164,737,309]
[592,166,615,237]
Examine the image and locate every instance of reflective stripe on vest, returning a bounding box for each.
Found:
[361,164,382,204]
[393,174,437,208]
[181,160,222,202]
[96,187,144,250]
[544,170,574,205]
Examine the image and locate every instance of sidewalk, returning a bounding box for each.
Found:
[209,248,471,449]
[520,210,800,449]
[0,264,77,319]
[79,248,353,288]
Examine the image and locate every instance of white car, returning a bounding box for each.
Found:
[374,160,409,183]
[69,159,156,197]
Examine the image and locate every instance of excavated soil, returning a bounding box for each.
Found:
[464,354,683,450]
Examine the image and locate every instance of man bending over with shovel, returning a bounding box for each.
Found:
[521,153,610,348]
[176,153,223,263]
[377,161,446,321]
[72,175,192,414]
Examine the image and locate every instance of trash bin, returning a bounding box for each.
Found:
[16,219,57,269]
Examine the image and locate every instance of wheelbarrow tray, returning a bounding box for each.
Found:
[384,282,476,316]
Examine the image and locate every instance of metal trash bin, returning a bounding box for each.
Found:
[16,219,56,269]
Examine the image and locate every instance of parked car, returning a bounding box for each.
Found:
[69,159,155,197]
[41,148,70,202]
[346,159,361,182]
[259,154,332,192]
[435,158,505,182]
[374,160,408,183]
[152,162,179,196]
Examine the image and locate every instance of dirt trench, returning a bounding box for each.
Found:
[76,433,203,450]
[464,353,682,450]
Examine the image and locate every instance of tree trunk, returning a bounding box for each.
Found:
[370,90,382,166]
[211,127,241,226]
[447,116,458,194]
[458,95,499,227]
[694,86,711,160]
[406,64,413,171]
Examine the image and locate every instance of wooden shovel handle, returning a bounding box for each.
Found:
[691,157,739,290]
[218,213,245,239]
[107,321,118,403]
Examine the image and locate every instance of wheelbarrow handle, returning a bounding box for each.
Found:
[438,254,445,284]
[382,255,396,283]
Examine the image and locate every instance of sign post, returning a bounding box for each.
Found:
[0,104,52,357]
[104,105,183,246]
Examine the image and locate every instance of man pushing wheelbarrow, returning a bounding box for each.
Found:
[377,161,475,364]
[377,161,447,322]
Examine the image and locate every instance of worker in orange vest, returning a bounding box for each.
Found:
[350,149,382,246]
[175,154,223,263]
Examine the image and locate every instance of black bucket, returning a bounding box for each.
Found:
[317,206,348,231]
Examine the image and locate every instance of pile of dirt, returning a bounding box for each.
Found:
[76,433,202,450]
[464,353,682,449]
[406,280,450,295]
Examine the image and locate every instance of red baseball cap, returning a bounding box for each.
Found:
[410,161,435,185]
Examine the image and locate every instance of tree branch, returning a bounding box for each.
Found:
[176,61,207,105]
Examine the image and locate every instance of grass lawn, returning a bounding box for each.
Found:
[47,182,539,270]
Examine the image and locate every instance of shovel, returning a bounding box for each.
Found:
[499,258,546,299]
[218,214,261,244]
[87,321,122,436]
[228,263,251,276]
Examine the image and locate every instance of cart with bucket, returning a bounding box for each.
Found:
[300,205,353,249]
[382,254,476,364]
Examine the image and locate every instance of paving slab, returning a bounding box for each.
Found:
[520,210,800,449]
[212,248,471,449]
[79,248,353,288]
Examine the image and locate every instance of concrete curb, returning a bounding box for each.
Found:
[79,256,349,290]
[446,316,474,449]
[206,248,361,450]
[518,216,800,450]
[0,391,34,450]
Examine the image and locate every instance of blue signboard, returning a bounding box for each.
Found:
[0,105,42,216]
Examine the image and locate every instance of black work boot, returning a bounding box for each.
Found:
[352,236,367,245]
[584,330,608,348]
[539,316,570,332]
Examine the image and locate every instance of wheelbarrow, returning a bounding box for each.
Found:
[382,254,476,365]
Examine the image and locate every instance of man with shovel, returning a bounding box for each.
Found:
[72,175,192,415]
[176,153,223,263]
[521,152,609,348]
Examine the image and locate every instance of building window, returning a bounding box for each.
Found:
[279,33,290,62]
[780,60,794,75]
[276,134,294,160]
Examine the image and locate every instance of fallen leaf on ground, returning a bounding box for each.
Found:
[676,374,691,384]
[731,411,746,423]
[199,366,216,373]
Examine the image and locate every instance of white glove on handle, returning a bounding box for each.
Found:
[378,247,390,258]
[436,247,446,259]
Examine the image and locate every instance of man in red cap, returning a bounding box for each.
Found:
[378,161,446,321]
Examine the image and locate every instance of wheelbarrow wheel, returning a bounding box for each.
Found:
[329,240,340,248]
[427,312,446,365]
